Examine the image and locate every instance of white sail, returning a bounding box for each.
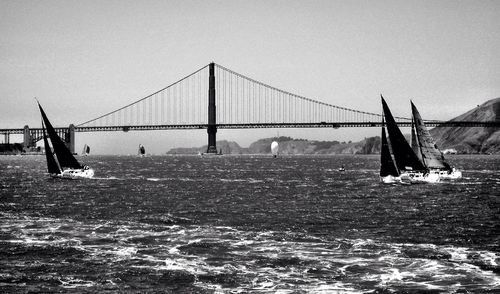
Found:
[271,141,279,157]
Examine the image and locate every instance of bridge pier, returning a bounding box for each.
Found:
[206,62,218,153]
[23,125,34,150]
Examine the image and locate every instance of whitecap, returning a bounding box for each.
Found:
[114,246,137,256]
[168,245,181,254]
[59,278,96,288]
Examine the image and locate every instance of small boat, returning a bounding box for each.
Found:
[271,141,279,158]
[138,144,146,157]
[381,96,439,183]
[379,118,401,183]
[82,144,90,156]
[38,102,94,179]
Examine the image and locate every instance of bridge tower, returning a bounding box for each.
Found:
[67,124,75,154]
[23,125,33,150]
[206,62,217,153]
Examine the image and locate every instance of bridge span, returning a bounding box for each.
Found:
[1,63,498,153]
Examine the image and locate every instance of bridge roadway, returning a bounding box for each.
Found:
[1,121,498,135]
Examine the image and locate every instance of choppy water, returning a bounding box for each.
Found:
[1,154,499,293]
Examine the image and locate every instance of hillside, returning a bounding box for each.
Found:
[167,136,381,155]
[430,98,500,154]
[167,140,247,155]
[246,136,380,155]
[0,143,24,155]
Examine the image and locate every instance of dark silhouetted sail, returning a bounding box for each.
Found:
[380,123,399,177]
[411,101,451,170]
[138,145,145,155]
[381,96,426,171]
[83,144,90,155]
[42,124,61,174]
[38,103,82,169]
[410,118,422,161]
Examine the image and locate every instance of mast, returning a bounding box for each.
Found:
[42,122,61,174]
[410,116,422,161]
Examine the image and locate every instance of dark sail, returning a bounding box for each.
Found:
[380,123,399,177]
[83,144,90,155]
[381,96,426,171]
[38,103,82,169]
[411,101,451,170]
[42,124,61,174]
[410,118,422,161]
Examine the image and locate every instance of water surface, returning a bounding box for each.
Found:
[1,155,499,293]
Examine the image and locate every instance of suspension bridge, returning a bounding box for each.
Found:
[1,62,498,153]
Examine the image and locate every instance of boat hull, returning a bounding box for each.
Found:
[380,175,401,184]
[430,169,463,180]
[400,171,440,183]
[55,168,95,179]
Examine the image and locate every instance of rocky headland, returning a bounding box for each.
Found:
[430,97,500,154]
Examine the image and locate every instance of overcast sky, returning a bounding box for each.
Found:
[1,0,499,154]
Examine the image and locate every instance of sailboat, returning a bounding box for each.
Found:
[381,96,440,183]
[379,118,401,183]
[38,102,94,179]
[410,101,462,180]
[271,141,279,158]
[138,144,146,156]
[82,144,90,156]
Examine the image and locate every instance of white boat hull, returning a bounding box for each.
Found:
[400,171,440,183]
[380,175,401,184]
[430,169,462,180]
[56,168,95,179]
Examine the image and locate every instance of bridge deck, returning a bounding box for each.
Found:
[1,121,498,134]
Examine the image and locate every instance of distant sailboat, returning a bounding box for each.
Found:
[38,102,94,179]
[381,96,439,183]
[410,101,462,180]
[271,141,279,158]
[379,118,400,183]
[82,144,90,156]
[138,144,146,156]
